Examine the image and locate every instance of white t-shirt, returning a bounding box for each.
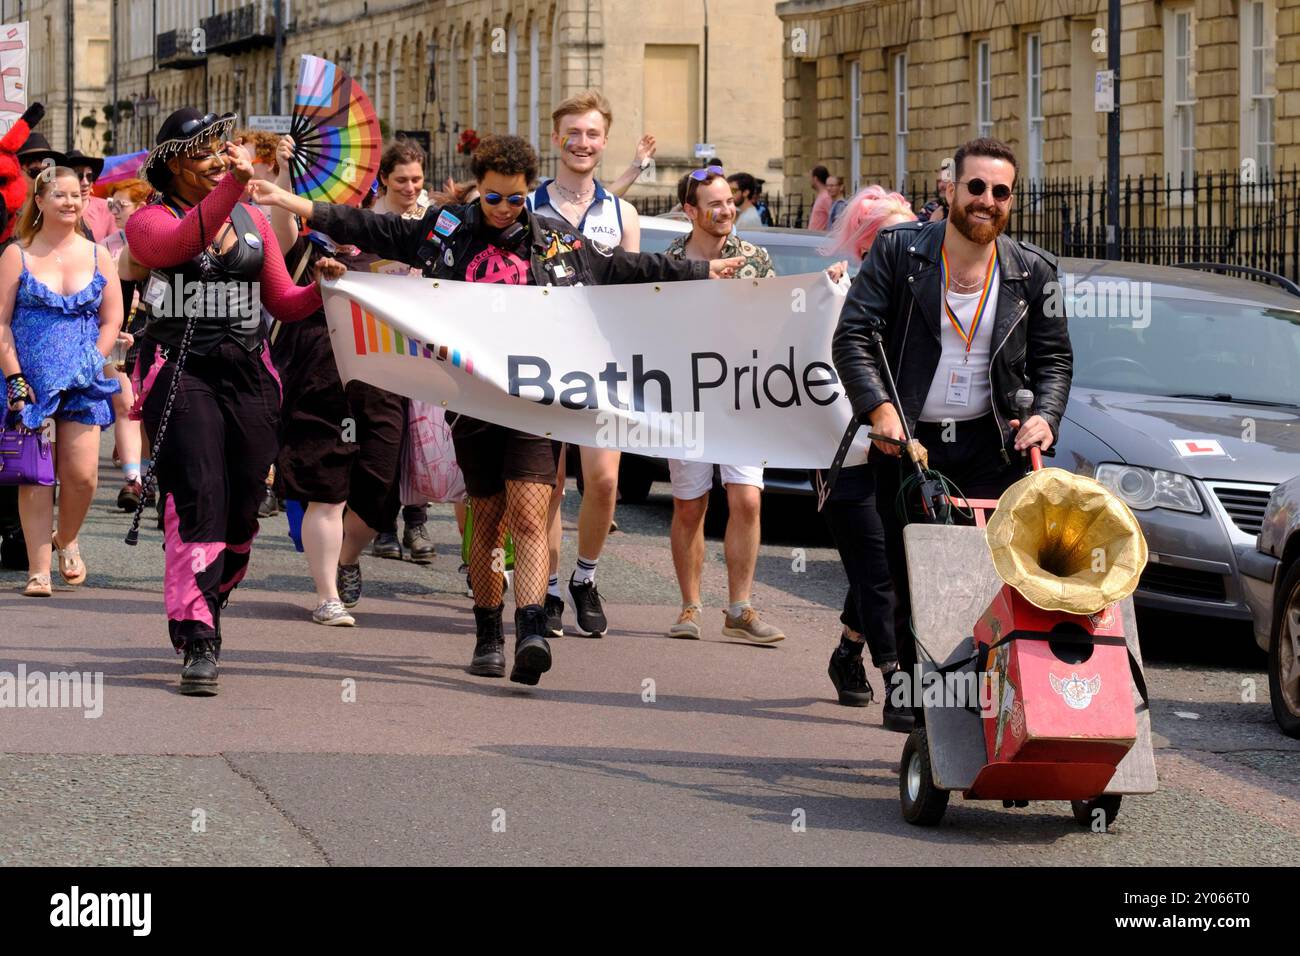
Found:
[920,269,1000,421]
[735,205,763,229]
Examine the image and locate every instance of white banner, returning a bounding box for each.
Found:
[0,23,29,137]
[321,271,872,469]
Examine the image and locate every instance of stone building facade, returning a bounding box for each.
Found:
[777,0,1298,206]
[102,0,784,194]
[3,0,112,153]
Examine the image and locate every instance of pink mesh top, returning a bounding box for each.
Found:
[125,173,322,323]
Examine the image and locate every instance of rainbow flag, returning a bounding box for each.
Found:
[349,301,473,375]
[93,150,148,197]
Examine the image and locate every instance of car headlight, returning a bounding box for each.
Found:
[1095,464,1203,513]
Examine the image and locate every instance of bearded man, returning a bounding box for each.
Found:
[830,138,1073,722]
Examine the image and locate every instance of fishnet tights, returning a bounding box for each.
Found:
[468,479,552,610]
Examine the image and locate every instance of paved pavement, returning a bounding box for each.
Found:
[0,439,1297,866]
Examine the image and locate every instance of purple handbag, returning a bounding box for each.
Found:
[0,413,55,486]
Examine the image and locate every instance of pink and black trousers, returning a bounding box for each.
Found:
[138,338,281,650]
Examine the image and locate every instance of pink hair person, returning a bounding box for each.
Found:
[819,184,915,262]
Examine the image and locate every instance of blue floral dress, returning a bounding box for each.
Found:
[11,249,118,429]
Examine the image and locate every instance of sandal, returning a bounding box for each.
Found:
[24,574,52,597]
[51,533,87,586]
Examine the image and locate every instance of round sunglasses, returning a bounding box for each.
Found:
[483,192,527,207]
[957,178,1013,202]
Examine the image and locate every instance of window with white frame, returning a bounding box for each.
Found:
[849,59,862,192]
[508,23,519,135]
[976,40,992,137]
[894,52,908,192]
[471,32,480,129]
[1240,0,1275,176]
[1164,8,1195,182]
[529,19,540,147]
[1026,33,1043,182]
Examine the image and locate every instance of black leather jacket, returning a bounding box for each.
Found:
[831,219,1072,460]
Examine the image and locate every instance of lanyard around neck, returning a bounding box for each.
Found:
[939,243,998,353]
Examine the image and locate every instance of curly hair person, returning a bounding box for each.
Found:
[470,135,539,185]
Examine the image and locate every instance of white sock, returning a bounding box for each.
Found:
[572,555,598,585]
[548,575,562,599]
[728,600,752,618]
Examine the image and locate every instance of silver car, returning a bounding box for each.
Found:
[1239,476,1300,737]
[638,220,1300,631]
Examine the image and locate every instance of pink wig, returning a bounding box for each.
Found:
[819,184,915,262]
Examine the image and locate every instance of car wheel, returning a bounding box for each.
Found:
[1269,560,1300,738]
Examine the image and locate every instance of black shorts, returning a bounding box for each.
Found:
[273,318,404,529]
[449,414,561,498]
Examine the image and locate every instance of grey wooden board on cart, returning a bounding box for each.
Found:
[903,524,1157,795]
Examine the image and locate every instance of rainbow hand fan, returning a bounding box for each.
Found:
[289,55,381,206]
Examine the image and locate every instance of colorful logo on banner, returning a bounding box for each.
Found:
[349,301,473,375]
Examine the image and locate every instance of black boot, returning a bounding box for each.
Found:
[828,635,873,707]
[180,637,219,696]
[880,667,915,734]
[510,604,552,686]
[468,604,506,677]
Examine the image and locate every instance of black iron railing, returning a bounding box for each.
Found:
[905,167,1300,282]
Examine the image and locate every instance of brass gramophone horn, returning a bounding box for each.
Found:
[985,468,1149,616]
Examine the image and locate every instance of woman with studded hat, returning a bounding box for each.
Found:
[126,107,343,695]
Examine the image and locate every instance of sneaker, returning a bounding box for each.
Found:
[403,523,436,563]
[117,479,143,512]
[336,563,362,608]
[313,600,356,627]
[880,669,915,734]
[510,605,553,686]
[257,486,278,518]
[180,638,219,696]
[828,641,873,707]
[722,607,785,644]
[668,605,702,640]
[544,593,565,637]
[568,577,608,637]
[372,531,402,560]
[469,604,506,677]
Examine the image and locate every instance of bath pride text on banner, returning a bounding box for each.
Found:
[320,271,872,469]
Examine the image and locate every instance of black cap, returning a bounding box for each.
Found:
[141,108,238,191]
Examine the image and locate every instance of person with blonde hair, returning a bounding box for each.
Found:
[529,89,643,638]
[0,166,125,595]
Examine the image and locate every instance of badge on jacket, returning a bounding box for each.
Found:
[434,210,461,238]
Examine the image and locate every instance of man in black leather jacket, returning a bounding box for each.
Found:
[831,138,1072,721]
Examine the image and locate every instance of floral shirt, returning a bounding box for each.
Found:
[664,230,777,279]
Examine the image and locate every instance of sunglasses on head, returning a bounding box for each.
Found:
[689,165,724,182]
[958,178,1012,202]
[483,192,526,207]
[178,112,221,137]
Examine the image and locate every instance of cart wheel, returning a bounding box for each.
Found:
[1071,795,1122,830]
[899,726,949,826]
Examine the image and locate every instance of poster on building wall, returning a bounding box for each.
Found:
[0,22,28,137]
